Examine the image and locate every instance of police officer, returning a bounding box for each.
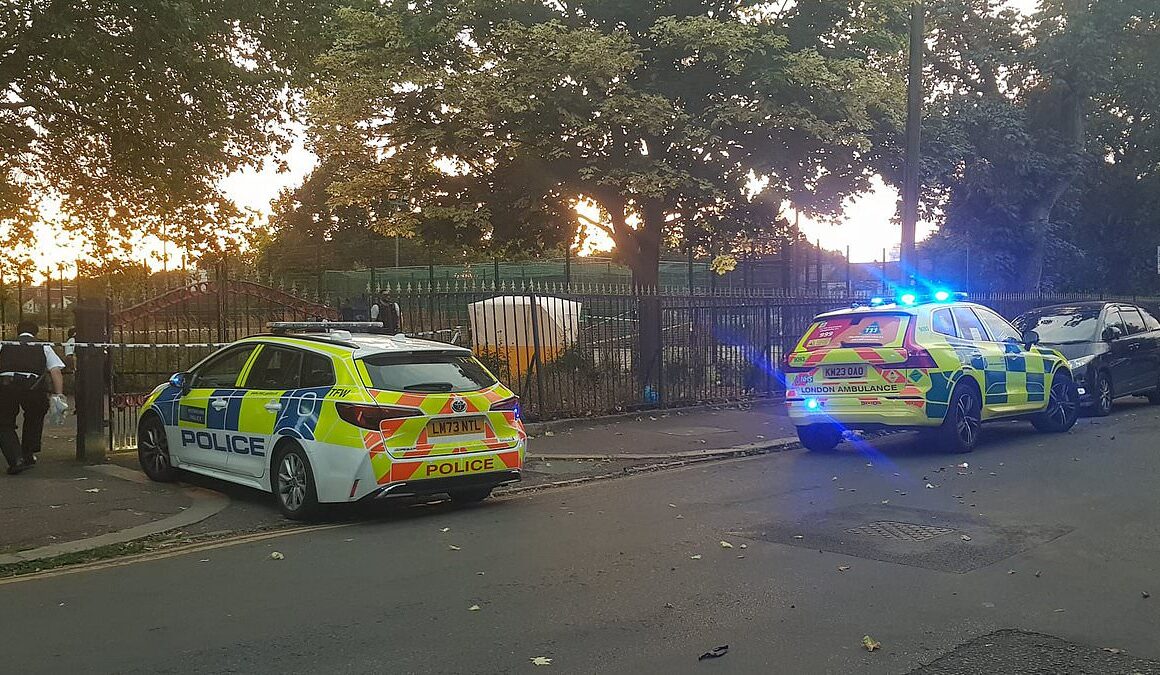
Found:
[0,320,66,474]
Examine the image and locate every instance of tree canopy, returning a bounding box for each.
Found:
[919,0,1160,291]
[0,0,329,264]
[309,0,908,286]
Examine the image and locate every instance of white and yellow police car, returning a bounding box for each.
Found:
[137,323,526,519]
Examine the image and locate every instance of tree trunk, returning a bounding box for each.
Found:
[621,205,663,396]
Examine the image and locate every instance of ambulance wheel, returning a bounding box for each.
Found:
[797,424,842,453]
[449,487,492,504]
[137,415,177,483]
[939,382,981,453]
[1032,371,1079,433]
[273,443,320,521]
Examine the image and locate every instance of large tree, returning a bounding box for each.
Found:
[0,0,329,259]
[920,0,1160,291]
[310,0,906,289]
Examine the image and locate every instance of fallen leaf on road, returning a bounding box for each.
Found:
[1143,591,1151,599]
[739,544,747,549]
[668,503,677,508]
[1053,608,1066,613]
[698,645,729,660]
[838,565,851,572]
[270,552,284,560]
[719,541,733,549]
[664,602,674,609]
[1035,571,1041,577]
[690,554,702,560]
[862,636,881,652]
[957,462,969,468]
[961,535,972,542]
[84,488,101,493]
[49,505,62,509]
[793,535,804,540]
[832,476,839,481]
[199,559,209,563]
[925,483,936,489]
[468,605,480,611]
[881,500,889,505]
[440,527,450,533]
[1008,570,1017,575]
[676,515,684,519]
[448,545,461,551]
[530,656,552,666]
[1102,648,1123,654]
[544,431,555,437]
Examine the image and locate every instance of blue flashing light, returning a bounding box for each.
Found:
[805,398,820,410]
[869,296,886,306]
[899,293,918,306]
[933,290,951,302]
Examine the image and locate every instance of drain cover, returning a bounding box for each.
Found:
[846,521,954,541]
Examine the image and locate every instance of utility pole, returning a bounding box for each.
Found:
[900,2,924,286]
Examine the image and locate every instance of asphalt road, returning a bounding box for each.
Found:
[3,403,1159,674]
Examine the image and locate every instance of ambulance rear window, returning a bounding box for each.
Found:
[797,314,908,351]
[359,353,497,393]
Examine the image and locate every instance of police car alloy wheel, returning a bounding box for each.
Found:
[274,444,319,520]
[1032,372,1079,433]
[138,415,177,482]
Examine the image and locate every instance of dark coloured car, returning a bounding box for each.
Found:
[1014,302,1160,415]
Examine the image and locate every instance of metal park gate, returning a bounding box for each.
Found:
[106,278,337,450]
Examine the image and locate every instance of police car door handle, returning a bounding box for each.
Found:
[210,399,229,411]
[264,402,283,412]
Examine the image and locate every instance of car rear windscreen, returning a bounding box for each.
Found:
[359,353,498,393]
[797,313,909,350]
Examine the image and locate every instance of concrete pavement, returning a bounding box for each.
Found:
[1,402,1157,673]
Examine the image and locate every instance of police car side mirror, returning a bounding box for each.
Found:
[1021,330,1040,348]
[169,372,191,394]
[1102,325,1122,342]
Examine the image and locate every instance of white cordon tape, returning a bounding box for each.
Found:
[0,341,230,349]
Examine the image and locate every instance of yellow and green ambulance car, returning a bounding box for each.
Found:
[784,294,1080,453]
[137,323,525,519]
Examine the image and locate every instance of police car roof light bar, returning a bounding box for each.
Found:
[268,321,387,335]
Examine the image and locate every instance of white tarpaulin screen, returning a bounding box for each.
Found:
[468,296,581,378]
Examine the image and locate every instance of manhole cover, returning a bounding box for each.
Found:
[846,521,955,541]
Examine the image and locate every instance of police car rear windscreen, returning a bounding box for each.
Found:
[798,314,909,351]
[360,354,498,393]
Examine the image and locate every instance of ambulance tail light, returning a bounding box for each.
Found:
[900,317,938,369]
[335,403,422,430]
[490,395,522,420]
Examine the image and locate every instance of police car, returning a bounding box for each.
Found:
[136,323,526,519]
[784,292,1079,453]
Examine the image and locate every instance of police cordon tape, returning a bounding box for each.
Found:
[0,340,231,349]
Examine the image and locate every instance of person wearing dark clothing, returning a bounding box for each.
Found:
[0,321,66,474]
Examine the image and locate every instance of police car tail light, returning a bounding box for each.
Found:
[491,395,522,420]
[335,402,422,430]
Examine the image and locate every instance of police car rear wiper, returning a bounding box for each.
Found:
[841,340,885,347]
[403,382,454,392]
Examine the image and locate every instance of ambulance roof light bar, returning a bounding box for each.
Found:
[852,291,967,309]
